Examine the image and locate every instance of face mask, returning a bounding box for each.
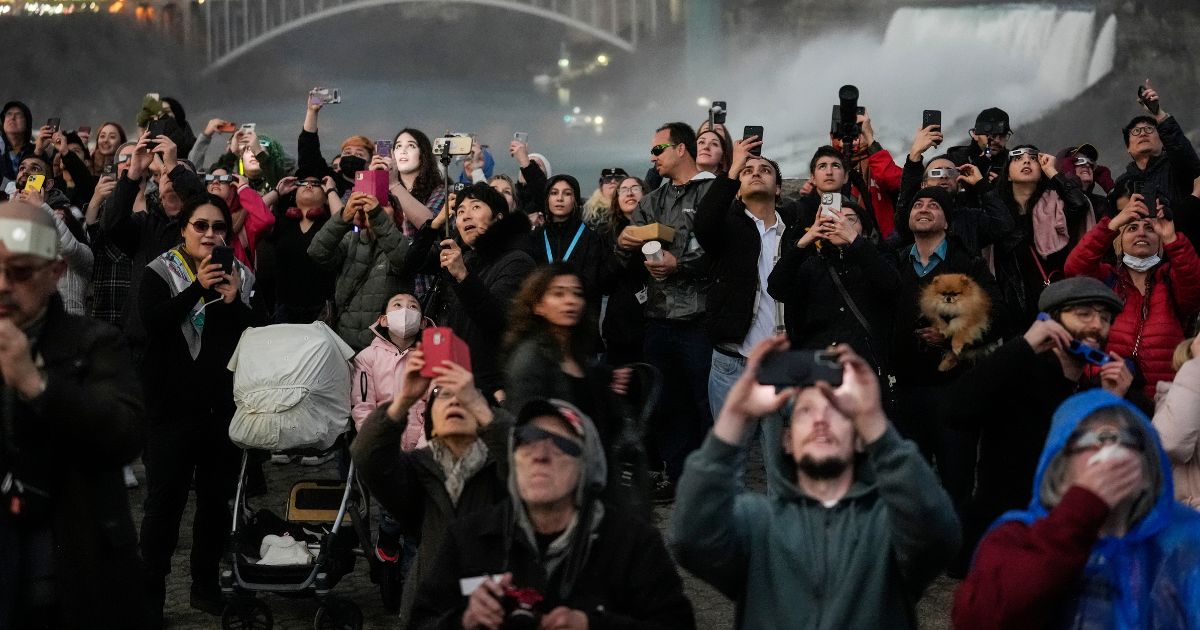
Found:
[339,155,366,178]
[385,308,421,338]
[1122,253,1161,272]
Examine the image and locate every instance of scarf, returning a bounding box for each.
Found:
[1031,190,1097,258]
[429,439,489,506]
[145,246,255,359]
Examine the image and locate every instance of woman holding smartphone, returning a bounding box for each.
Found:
[137,193,258,623]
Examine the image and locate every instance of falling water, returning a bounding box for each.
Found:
[723,4,1118,174]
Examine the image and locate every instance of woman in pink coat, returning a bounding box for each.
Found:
[352,292,430,450]
[1153,335,1200,509]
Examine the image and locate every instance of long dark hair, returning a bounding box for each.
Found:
[504,263,593,363]
[605,176,645,242]
[996,144,1051,215]
[393,128,443,205]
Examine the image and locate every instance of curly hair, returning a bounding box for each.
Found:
[392,128,444,206]
[503,263,593,363]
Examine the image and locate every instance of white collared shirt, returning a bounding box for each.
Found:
[738,209,784,357]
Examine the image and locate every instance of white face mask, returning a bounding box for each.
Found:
[1122,253,1161,273]
[385,308,421,338]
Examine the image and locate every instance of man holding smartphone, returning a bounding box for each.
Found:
[1121,81,1200,243]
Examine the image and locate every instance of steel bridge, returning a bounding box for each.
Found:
[200,0,670,73]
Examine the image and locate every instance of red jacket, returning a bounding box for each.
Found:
[229,185,275,269]
[852,146,903,239]
[953,487,1110,630]
[1064,216,1200,397]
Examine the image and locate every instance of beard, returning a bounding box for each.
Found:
[797,454,851,480]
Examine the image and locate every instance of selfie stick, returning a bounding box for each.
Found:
[438,139,454,240]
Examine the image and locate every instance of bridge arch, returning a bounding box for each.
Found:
[203,0,660,74]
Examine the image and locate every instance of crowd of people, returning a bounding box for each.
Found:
[1,78,1200,629]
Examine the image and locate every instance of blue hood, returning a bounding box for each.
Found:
[990,389,1200,629]
[457,147,495,183]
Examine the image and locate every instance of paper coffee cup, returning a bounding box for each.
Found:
[641,241,664,262]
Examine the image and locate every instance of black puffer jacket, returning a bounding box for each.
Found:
[407,211,535,397]
[692,176,801,347]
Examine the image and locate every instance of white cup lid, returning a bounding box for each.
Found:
[641,241,662,255]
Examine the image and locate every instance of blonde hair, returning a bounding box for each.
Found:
[1173,337,1195,372]
[581,188,609,226]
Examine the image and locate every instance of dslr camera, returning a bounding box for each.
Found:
[830,85,863,145]
[500,585,545,630]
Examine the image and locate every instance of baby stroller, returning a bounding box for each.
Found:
[218,322,386,630]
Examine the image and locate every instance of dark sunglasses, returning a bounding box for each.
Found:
[650,143,678,157]
[513,424,582,458]
[297,180,323,188]
[189,220,228,235]
[0,260,54,284]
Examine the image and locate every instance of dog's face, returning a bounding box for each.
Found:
[929,274,974,306]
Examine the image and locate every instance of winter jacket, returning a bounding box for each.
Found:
[0,296,147,629]
[102,165,206,350]
[528,213,607,307]
[692,175,802,347]
[34,192,93,316]
[598,217,645,363]
[992,175,1094,328]
[1122,115,1200,213]
[768,232,900,372]
[891,235,1005,389]
[350,325,427,450]
[673,426,959,629]
[621,171,716,321]
[953,390,1200,630]
[894,160,1015,255]
[853,144,904,239]
[227,185,275,269]
[1,100,33,184]
[1063,216,1200,397]
[295,129,351,196]
[1153,359,1200,509]
[406,212,536,398]
[306,205,411,352]
[351,406,513,625]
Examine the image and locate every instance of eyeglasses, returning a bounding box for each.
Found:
[618,185,643,195]
[0,260,54,284]
[650,143,678,157]
[1129,126,1158,137]
[1068,428,1141,454]
[926,167,959,179]
[1063,304,1114,325]
[204,174,234,184]
[1008,148,1039,159]
[188,219,228,235]
[513,424,582,458]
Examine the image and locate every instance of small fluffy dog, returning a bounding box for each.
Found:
[919,273,992,371]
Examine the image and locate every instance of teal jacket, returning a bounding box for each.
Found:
[672,425,960,629]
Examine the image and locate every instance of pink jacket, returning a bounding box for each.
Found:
[1153,359,1200,509]
[351,327,427,451]
[231,185,275,269]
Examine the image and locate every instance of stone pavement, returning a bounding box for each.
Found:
[128,445,957,629]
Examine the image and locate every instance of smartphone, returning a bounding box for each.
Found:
[433,136,473,156]
[210,245,235,276]
[102,163,116,178]
[922,109,941,130]
[375,139,394,158]
[309,88,341,105]
[77,125,91,141]
[710,101,727,125]
[146,118,169,149]
[216,121,237,133]
[353,170,390,204]
[1137,84,1160,115]
[46,118,60,133]
[819,192,842,217]
[743,125,764,157]
[757,351,843,390]
[24,174,45,192]
[240,123,256,134]
[513,132,529,144]
[420,327,472,378]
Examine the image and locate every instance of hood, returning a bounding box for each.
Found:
[471,208,531,258]
[505,399,607,509]
[458,148,495,183]
[770,427,878,505]
[993,390,1173,542]
[2,101,33,148]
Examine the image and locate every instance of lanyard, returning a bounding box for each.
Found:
[544,222,586,263]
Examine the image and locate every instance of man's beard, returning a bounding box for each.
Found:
[797,454,850,480]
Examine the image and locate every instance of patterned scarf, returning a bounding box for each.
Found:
[429,438,488,506]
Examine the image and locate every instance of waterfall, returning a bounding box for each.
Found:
[723,4,1118,174]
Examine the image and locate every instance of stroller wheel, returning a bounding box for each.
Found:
[379,561,404,612]
[313,597,363,630]
[221,597,273,630]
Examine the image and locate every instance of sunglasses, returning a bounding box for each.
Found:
[189,219,228,235]
[297,180,323,188]
[204,174,234,183]
[1074,157,1096,167]
[1008,148,1039,159]
[1068,427,1141,454]
[513,424,582,458]
[650,143,678,157]
[926,167,959,179]
[0,260,54,284]
[116,154,132,164]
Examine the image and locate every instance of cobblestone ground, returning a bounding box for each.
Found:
[129,443,956,629]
